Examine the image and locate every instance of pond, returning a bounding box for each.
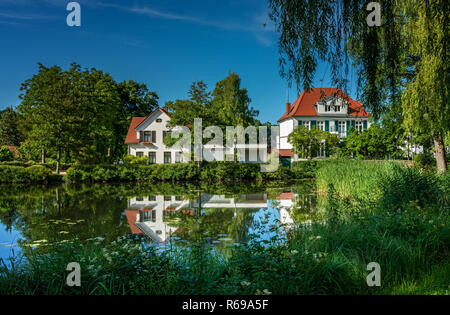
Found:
[0,180,321,264]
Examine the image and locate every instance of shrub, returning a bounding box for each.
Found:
[0,165,54,183]
[0,146,14,162]
[413,152,436,169]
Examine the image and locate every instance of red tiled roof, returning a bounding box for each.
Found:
[124,210,143,235]
[125,117,146,144]
[125,107,172,144]
[278,88,370,122]
[277,149,294,157]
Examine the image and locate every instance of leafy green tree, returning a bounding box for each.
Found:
[0,108,24,147]
[269,0,448,172]
[0,146,14,162]
[18,63,121,172]
[114,80,159,159]
[288,126,339,159]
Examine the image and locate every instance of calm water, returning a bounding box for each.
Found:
[0,181,320,263]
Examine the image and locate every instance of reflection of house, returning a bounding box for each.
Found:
[278,192,295,226]
[125,193,268,242]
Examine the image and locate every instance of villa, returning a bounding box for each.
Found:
[277,88,371,162]
[125,107,268,164]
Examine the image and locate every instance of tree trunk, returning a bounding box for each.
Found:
[56,149,61,175]
[41,148,46,164]
[433,132,447,173]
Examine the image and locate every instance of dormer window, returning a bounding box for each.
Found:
[325,105,331,112]
[156,119,162,123]
[335,106,341,112]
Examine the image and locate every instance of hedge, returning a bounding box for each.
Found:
[0,165,58,183]
[64,161,320,183]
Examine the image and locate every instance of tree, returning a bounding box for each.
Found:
[288,126,339,159]
[0,108,24,147]
[114,80,159,159]
[165,73,261,148]
[18,63,121,173]
[0,146,14,162]
[269,0,449,172]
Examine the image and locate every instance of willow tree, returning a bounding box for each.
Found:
[269,0,449,172]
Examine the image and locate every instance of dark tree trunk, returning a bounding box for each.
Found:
[56,149,61,175]
[433,132,447,173]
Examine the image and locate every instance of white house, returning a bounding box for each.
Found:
[125,107,268,164]
[125,107,185,164]
[277,88,371,162]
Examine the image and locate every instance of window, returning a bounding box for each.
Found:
[317,121,325,131]
[151,210,156,222]
[148,195,156,201]
[175,196,183,201]
[164,196,171,201]
[175,151,182,163]
[325,105,331,112]
[156,119,162,123]
[338,121,346,136]
[356,121,363,133]
[149,152,156,164]
[335,106,341,112]
[302,121,311,130]
[136,152,143,157]
[164,152,172,164]
[144,131,152,142]
[136,197,143,201]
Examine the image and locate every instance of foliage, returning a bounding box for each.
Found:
[0,146,14,162]
[288,126,339,159]
[268,0,449,172]
[0,165,56,183]
[342,124,403,159]
[413,153,436,170]
[0,108,24,147]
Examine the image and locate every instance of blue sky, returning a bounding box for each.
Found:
[0,0,358,124]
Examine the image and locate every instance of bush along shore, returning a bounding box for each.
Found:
[0,165,59,183]
[63,161,324,183]
[0,161,448,295]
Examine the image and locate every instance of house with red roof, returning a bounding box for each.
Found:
[277,88,371,161]
[125,107,186,164]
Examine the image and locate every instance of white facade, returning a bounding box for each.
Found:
[127,109,268,164]
[128,109,186,164]
[277,95,371,160]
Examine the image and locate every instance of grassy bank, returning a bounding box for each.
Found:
[0,160,448,294]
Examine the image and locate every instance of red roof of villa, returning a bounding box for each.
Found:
[124,210,143,235]
[125,107,172,144]
[278,88,370,122]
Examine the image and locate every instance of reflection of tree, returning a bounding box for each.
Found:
[0,185,130,256]
[164,208,258,245]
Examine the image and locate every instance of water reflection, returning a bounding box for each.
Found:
[0,181,319,261]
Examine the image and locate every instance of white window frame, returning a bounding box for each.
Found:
[302,120,311,130]
[356,121,363,133]
[339,121,346,137]
[317,121,325,131]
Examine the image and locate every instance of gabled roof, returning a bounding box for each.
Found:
[125,107,171,144]
[125,117,146,144]
[278,88,370,122]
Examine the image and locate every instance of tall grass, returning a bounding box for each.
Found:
[316,160,398,199]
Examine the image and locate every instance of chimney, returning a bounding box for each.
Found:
[285,89,290,113]
[286,102,291,114]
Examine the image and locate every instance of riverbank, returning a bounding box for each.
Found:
[0,161,448,295]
